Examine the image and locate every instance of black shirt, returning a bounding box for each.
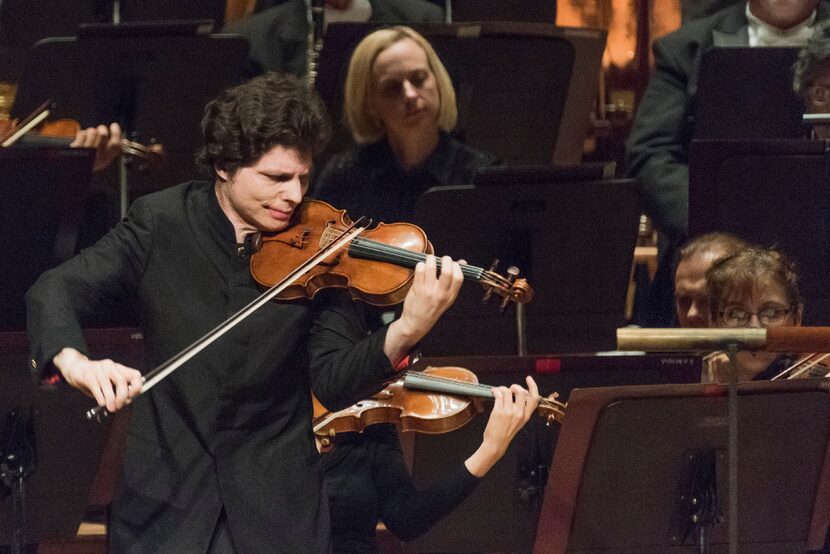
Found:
[314,132,495,224]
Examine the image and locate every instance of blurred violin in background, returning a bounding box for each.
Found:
[0,100,164,170]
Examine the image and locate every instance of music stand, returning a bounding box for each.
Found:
[689,139,830,325]
[410,177,640,355]
[693,47,803,140]
[534,379,830,553]
[402,353,701,553]
[0,329,144,550]
[0,147,95,330]
[315,22,605,166]
[10,28,248,205]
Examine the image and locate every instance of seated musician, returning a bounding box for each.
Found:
[794,20,830,138]
[26,73,465,553]
[702,246,803,382]
[311,26,538,551]
[674,232,749,328]
[313,25,496,223]
[323,377,540,553]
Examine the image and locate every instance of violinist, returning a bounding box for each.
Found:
[26,72,464,553]
[312,27,539,552]
[323,376,540,552]
[703,246,804,383]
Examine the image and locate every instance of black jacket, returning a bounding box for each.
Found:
[27,181,398,552]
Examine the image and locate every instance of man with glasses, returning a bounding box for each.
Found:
[701,246,803,382]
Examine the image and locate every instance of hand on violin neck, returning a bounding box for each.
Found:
[70,123,122,173]
[54,347,143,413]
[464,376,540,478]
[383,254,463,367]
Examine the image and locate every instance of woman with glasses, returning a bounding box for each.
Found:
[702,247,804,383]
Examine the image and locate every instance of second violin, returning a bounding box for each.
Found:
[250,199,534,308]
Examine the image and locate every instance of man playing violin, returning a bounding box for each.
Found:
[26,72,464,553]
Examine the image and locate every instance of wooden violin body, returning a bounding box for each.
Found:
[313,366,483,447]
[252,199,431,306]
[313,366,567,448]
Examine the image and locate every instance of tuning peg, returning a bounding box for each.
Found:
[481,259,500,303]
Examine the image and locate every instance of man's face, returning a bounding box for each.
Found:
[749,0,820,29]
[215,144,311,235]
[675,251,723,328]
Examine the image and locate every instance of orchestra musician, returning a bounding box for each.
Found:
[312,26,540,551]
[674,232,749,328]
[25,72,466,553]
[626,0,827,326]
[794,20,830,138]
[702,246,804,382]
[313,25,496,223]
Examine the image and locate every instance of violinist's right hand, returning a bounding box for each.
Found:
[53,347,143,413]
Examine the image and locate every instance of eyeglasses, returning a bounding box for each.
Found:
[806,84,830,106]
[718,306,791,328]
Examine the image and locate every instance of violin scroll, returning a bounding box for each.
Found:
[479,260,534,309]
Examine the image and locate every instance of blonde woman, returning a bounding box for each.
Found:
[314,25,494,223]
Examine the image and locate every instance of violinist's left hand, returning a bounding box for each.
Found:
[465,376,540,477]
[71,123,121,173]
[384,255,463,366]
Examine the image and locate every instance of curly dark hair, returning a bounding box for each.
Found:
[706,246,802,319]
[195,72,331,177]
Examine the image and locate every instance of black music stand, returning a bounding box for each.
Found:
[0,147,95,330]
[693,47,803,140]
[409,177,640,355]
[315,22,605,166]
[10,28,248,203]
[689,139,830,325]
[0,330,142,551]
[402,353,701,553]
[534,379,830,553]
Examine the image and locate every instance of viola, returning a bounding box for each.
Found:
[250,199,533,308]
[0,100,164,168]
[313,366,566,448]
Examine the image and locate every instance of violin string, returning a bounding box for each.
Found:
[404,371,564,413]
[349,237,486,280]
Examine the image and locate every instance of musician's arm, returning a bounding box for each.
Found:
[26,197,153,406]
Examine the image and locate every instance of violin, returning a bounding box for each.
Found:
[251,199,533,308]
[313,366,566,448]
[771,352,830,380]
[0,100,164,167]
